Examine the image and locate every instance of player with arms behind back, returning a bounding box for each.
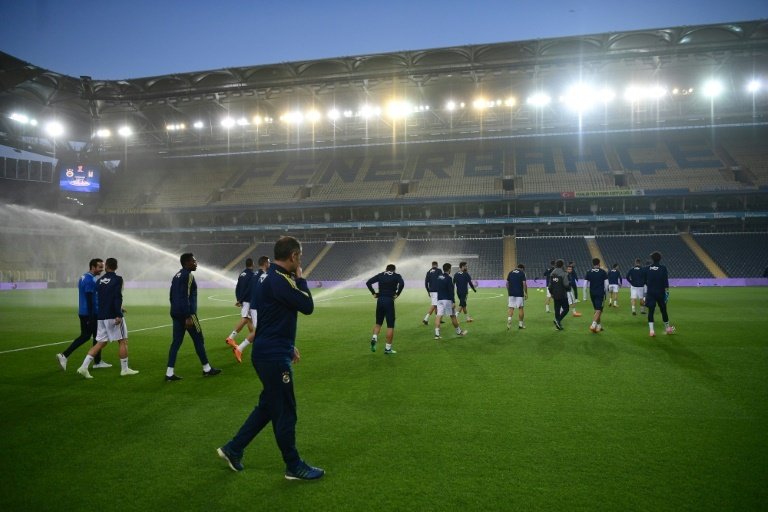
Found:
[366,263,405,354]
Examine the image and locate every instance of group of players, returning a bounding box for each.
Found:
[508,252,675,336]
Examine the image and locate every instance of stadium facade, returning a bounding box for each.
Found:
[1,20,768,281]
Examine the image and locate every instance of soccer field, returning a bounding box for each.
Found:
[1,286,766,511]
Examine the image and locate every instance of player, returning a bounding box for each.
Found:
[626,258,647,315]
[422,261,441,325]
[566,262,582,317]
[232,256,270,363]
[548,260,570,330]
[584,258,609,333]
[225,258,255,350]
[57,258,111,371]
[543,260,555,313]
[645,251,675,337]
[366,263,405,354]
[608,263,622,307]
[217,236,324,480]
[506,264,528,330]
[453,261,477,323]
[434,263,468,340]
[165,253,221,381]
[75,258,138,379]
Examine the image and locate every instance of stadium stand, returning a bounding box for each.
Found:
[515,237,593,280]
[596,235,711,279]
[692,233,768,277]
[399,239,504,280]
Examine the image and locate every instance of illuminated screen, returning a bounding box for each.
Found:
[59,164,100,192]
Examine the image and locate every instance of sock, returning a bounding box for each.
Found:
[229,331,238,339]
[423,314,430,322]
[385,343,392,351]
[372,334,378,341]
[545,306,550,312]
[435,328,440,337]
[455,326,462,334]
[519,320,524,327]
[81,354,94,369]
[664,321,670,328]
[632,305,636,312]
[166,367,175,377]
[120,357,128,371]
[507,316,512,323]
[237,339,251,352]
[203,363,211,372]
[648,322,654,332]
[591,321,597,329]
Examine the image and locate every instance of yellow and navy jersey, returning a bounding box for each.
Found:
[251,263,314,361]
[170,267,197,317]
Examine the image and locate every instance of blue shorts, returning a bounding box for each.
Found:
[590,294,605,311]
[457,293,468,308]
[375,297,396,328]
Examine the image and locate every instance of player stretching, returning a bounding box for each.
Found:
[645,251,675,337]
[626,258,647,315]
[506,264,528,330]
[366,263,405,354]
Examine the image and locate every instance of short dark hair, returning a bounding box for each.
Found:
[517,263,525,269]
[386,264,396,272]
[635,258,642,265]
[245,258,254,267]
[274,236,301,261]
[257,256,270,267]
[555,259,564,268]
[459,261,467,269]
[432,261,438,267]
[651,251,662,263]
[443,262,452,272]
[550,260,555,266]
[180,253,195,266]
[592,258,601,266]
[89,258,103,269]
[613,263,619,269]
[105,257,117,271]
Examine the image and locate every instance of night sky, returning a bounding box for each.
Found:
[1,0,766,79]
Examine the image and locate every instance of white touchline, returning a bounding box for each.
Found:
[0,314,239,355]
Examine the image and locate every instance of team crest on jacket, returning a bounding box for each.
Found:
[282,372,291,384]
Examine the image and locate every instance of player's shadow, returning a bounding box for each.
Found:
[643,340,723,382]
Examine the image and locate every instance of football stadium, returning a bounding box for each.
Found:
[1,19,767,511]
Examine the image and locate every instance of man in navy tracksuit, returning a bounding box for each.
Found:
[165,253,220,381]
[366,263,405,354]
[217,236,324,481]
[645,251,675,337]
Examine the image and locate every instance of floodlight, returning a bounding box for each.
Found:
[386,100,412,119]
[561,84,597,111]
[747,79,761,93]
[343,110,354,118]
[472,98,488,110]
[193,121,204,129]
[29,119,38,126]
[96,128,111,138]
[10,112,29,124]
[118,126,132,137]
[280,111,303,124]
[359,105,375,119]
[221,117,235,129]
[702,80,724,98]
[306,110,321,123]
[327,109,340,120]
[446,101,457,111]
[526,93,551,107]
[45,121,64,138]
[236,117,249,126]
[504,97,517,107]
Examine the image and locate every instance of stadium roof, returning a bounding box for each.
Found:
[2,19,767,159]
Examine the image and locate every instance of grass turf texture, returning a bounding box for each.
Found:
[0,286,766,511]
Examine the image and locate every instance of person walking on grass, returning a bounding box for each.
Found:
[76,258,138,379]
[217,236,323,480]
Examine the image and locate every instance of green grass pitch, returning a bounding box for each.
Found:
[1,285,766,511]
